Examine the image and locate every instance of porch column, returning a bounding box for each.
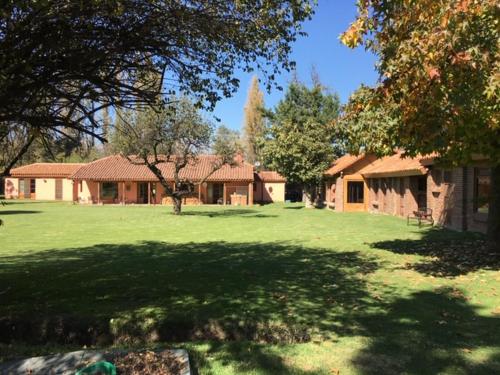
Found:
[122,182,125,204]
[147,182,151,205]
[223,183,227,205]
[198,184,202,205]
[248,181,253,206]
[97,181,100,204]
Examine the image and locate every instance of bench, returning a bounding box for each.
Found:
[407,208,434,227]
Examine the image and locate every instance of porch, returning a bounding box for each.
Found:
[75,180,254,206]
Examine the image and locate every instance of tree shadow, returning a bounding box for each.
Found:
[0,241,377,349]
[369,228,498,276]
[180,209,277,218]
[352,288,500,375]
[0,210,41,215]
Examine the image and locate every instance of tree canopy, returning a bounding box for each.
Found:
[0,0,315,175]
[115,98,239,214]
[339,0,499,163]
[262,81,340,203]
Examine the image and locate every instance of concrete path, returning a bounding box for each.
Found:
[0,348,190,375]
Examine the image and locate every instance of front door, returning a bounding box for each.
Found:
[137,182,148,204]
[344,179,365,212]
[55,179,63,200]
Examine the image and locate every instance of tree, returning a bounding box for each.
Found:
[262,81,341,206]
[0,0,315,177]
[340,0,500,243]
[243,76,265,165]
[118,98,239,215]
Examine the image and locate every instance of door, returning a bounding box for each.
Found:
[344,179,366,212]
[137,182,148,203]
[55,179,63,200]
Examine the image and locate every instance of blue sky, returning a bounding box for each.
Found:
[211,0,380,132]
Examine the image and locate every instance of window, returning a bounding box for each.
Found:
[101,182,118,199]
[30,179,36,193]
[416,176,427,209]
[19,179,25,194]
[443,170,453,183]
[347,181,364,203]
[474,168,490,214]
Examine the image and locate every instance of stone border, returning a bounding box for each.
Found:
[0,348,190,375]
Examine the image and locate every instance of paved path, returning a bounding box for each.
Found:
[0,348,190,375]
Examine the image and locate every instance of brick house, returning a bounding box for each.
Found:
[325,153,491,233]
[5,154,286,206]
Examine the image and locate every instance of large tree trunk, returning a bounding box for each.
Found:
[172,195,182,215]
[304,185,316,208]
[487,164,500,248]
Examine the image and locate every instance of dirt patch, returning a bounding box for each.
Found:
[0,315,311,348]
[113,350,186,375]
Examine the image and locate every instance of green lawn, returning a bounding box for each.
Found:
[0,201,499,374]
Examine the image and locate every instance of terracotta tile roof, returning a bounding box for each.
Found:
[324,154,365,176]
[9,163,85,178]
[361,152,428,177]
[71,154,255,182]
[256,171,286,183]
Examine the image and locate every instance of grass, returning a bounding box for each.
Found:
[0,201,499,374]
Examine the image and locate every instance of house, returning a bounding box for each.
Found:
[5,163,84,201]
[70,154,256,205]
[325,153,492,234]
[5,155,287,206]
[254,171,287,203]
[324,153,378,212]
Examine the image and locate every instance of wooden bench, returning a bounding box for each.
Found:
[407,208,434,227]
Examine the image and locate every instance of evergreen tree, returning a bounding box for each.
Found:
[242,76,265,165]
[262,80,341,207]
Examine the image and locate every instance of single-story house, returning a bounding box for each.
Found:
[5,163,85,201]
[5,155,286,206]
[254,171,287,203]
[325,152,492,234]
[70,154,255,205]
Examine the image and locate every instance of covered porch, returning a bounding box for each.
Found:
[76,180,254,206]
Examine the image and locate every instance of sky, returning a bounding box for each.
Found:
[211,0,380,132]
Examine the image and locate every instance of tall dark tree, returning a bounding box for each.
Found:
[0,0,315,176]
[262,81,341,207]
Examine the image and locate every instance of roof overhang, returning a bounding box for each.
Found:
[363,168,428,178]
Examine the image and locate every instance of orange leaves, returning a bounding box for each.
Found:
[339,18,365,48]
[425,66,441,80]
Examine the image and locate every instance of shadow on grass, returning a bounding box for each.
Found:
[1,239,499,373]
[180,209,277,218]
[0,210,41,215]
[0,241,376,347]
[352,288,500,375]
[369,228,499,276]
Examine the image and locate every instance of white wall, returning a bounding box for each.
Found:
[62,179,74,201]
[35,178,56,200]
[5,178,19,198]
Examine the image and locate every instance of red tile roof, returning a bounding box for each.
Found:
[361,152,428,177]
[324,154,366,176]
[256,171,286,183]
[9,163,85,178]
[71,154,255,182]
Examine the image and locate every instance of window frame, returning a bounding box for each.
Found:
[473,168,490,214]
